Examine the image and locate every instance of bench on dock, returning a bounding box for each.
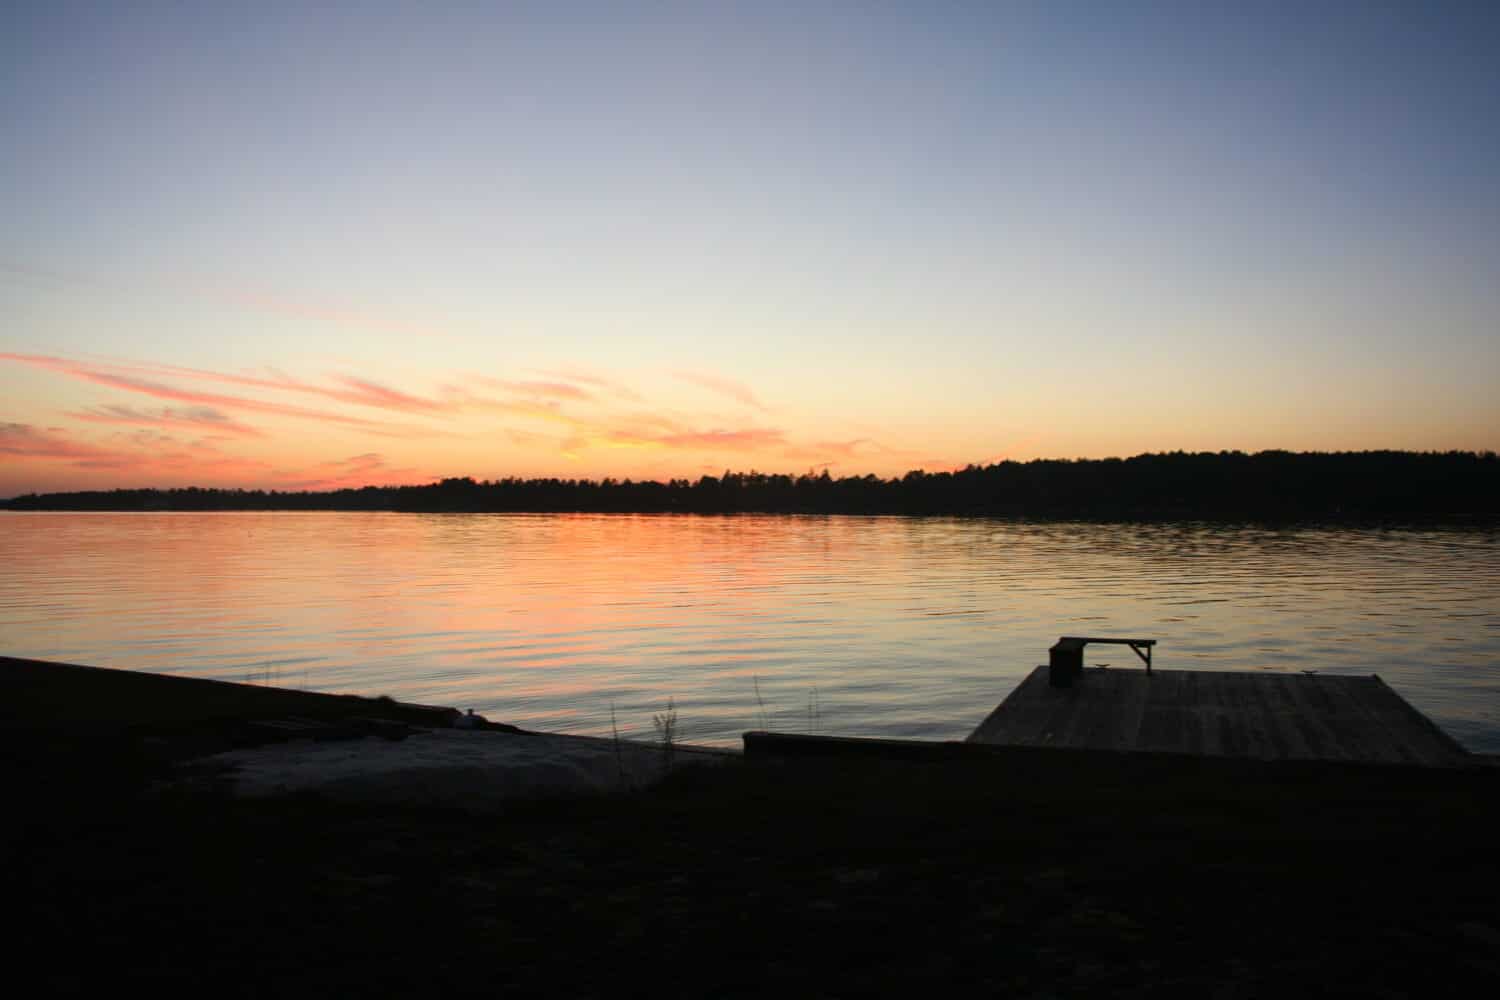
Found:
[1049,636,1155,687]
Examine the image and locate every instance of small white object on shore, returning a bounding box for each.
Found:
[452,708,486,729]
[198,727,735,811]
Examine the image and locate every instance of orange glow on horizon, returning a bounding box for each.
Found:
[1,349,973,495]
[4,342,1496,498]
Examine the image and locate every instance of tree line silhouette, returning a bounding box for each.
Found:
[4,451,1496,521]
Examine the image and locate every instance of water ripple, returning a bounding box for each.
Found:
[2,511,1498,751]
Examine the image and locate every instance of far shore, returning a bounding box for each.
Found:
[6,449,1498,523]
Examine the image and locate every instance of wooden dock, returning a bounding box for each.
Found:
[968,666,1472,767]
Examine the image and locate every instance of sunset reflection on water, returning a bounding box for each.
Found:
[3,512,1498,750]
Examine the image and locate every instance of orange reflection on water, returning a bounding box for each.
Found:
[3,512,1498,749]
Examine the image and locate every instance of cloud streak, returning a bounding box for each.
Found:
[272,452,427,491]
[69,404,264,437]
[782,438,872,460]
[474,377,593,401]
[132,360,449,414]
[0,348,943,492]
[532,368,642,402]
[0,422,433,494]
[2,423,121,462]
[655,428,785,450]
[0,422,275,480]
[670,371,767,411]
[8,351,627,430]
[577,424,786,455]
[2,352,415,430]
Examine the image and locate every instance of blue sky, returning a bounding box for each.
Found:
[3,1,1497,493]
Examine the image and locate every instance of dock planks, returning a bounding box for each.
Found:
[967,667,1472,767]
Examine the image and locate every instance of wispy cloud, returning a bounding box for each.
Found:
[324,374,448,413]
[1,348,933,489]
[503,428,550,446]
[588,425,786,453]
[77,369,387,427]
[532,367,642,402]
[5,351,649,447]
[8,352,652,433]
[1,423,120,462]
[656,428,785,450]
[438,387,592,430]
[135,360,449,414]
[0,422,274,479]
[474,377,593,401]
[781,438,872,461]
[271,452,427,491]
[670,371,767,411]
[1,352,421,431]
[69,404,264,437]
[0,418,440,494]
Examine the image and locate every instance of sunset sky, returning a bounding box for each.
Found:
[3,2,1498,496]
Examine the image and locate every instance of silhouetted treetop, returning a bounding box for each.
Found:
[4,450,1496,522]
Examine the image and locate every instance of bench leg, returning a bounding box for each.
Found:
[1128,642,1152,676]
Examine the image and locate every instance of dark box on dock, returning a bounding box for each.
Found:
[1048,642,1083,688]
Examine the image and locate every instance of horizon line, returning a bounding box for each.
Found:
[4,448,1496,502]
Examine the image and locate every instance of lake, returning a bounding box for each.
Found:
[3,512,1497,751]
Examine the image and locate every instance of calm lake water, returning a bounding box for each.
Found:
[3,512,1498,751]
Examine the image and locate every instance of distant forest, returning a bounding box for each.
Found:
[5,451,1497,522]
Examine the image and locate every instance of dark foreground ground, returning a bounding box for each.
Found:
[5,659,1499,997]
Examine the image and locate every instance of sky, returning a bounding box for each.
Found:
[3,1,1498,496]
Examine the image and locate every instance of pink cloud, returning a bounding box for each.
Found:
[814,438,872,457]
[6,351,688,449]
[439,388,592,430]
[474,377,593,401]
[1,423,120,461]
[3,352,453,418]
[69,404,264,437]
[594,425,786,452]
[657,428,785,450]
[781,438,873,462]
[0,421,431,494]
[1,348,929,487]
[137,361,448,414]
[503,428,549,446]
[532,368,642,402]
[613,410,691,435]
[326,374,448,413]
[1,352,423,431]
[77,370,388,427]
[670,371,767,411]
[0,422,274,482]
[271,452,428,491]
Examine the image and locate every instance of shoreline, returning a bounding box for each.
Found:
[7,654,1500,994]
[7,507,1500,530]
[2,654,735,809]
